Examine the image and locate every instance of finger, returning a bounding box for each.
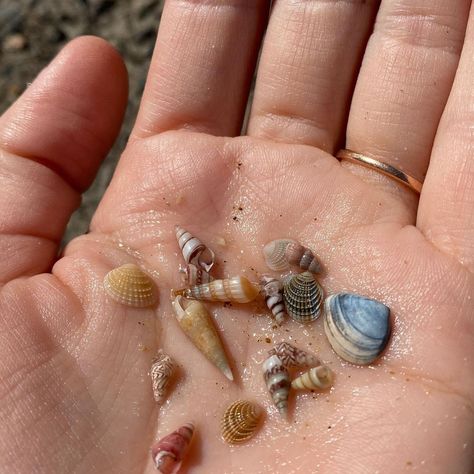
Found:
[132,0,269,139]
[345,0,471,190]
[247,0,379,152]
[0,36,128,282]
[418,4,474,272]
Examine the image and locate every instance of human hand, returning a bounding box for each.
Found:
[0,1,473,473]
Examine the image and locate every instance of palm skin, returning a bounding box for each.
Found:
[0,129,472,473]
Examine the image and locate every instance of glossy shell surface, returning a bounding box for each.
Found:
[150,350,175,403]
[291,365,334,391]
[103,263,156,307]
[176,226,215,272]
[221,400,262,445]
[324,293,391,365]
[268,342,320,368]
[283,272,323,323]
[260,276,286,325]
[263,239,321,273]
[151,423,194,474]
[174,276,259,304]
[262,355,290,418]
[172,296,233,381]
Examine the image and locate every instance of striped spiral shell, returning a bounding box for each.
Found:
[263,239,321,273]
[221,400,262,445]
[291,365,334,391]
[283,272,323,323]
[150,350,175,403]
[179,263,213,286]
[268,342,320,368]
[262,355,290,418]
[176,226,215,272]
[173,276,259,304]
[260,276,286,325]
[151,423,194,474]
[103,263,156,308]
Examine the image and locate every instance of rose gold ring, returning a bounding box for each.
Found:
[336,149,423,194]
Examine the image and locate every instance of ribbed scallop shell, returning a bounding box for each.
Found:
[221,400,262,445]
[263,239,321,273]
[283,272,323,323]
[150,350,175,403]
[324,293,391,365]
[291,365,334,391]
[260,276,286,325]
[262,355,290,418]
[151,423,194,474]
[179,263,213,286]
[176,226,215,272]
[173,276,259,304]
[268,342,320,368]
[103,263,156,307]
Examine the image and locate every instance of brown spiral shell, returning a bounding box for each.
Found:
[221,400,262,445]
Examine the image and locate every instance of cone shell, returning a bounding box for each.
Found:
[173,276,259,304]
[291,365,334,391]
[151,423,194,474]
[172,296,233,381]
[262,355,290,418]
[324,293,391,365]
[260,276,286,325]
[176,226,215,272]
[263,239,321,273]
[283,272,323,323]
[150,350,175,403]
[221,400,262,445]
[268,342,320,368]
[179,263,213,286]
[103,263,156,307]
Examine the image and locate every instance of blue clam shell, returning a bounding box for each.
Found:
[324,293,391,365]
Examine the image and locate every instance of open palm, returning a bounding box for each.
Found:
[0,2,473,473]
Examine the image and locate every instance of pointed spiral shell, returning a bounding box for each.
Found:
[263,239,321,273]
[173,276,259,304]
[283,272,323,323]
[262,355,290,418]
[103,263,156,307]
[176,226,215,272]
[221,400,262,445]
[151,423,194,474]
[150,350,175,403]
[268,342,320,368]
[260,276,286,325]
[291,365,334,391]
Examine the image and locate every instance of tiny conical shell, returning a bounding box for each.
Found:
[268,342,320,368]
[172,296,233,381]
[262,355,290,418]
[324,293,391,365]
[291,365,334,391]
[150,350,175,403]
[283,271,323,323]
[176,226,215,272]
[263,239,321,273]
[151,423,194,474]
[172,276,259,304]
[179,263,213,286]
[260,276,286,325]
[103,263,156,307]
[221,400,262,445]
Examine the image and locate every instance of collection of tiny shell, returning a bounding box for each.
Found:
[102,228,392,472]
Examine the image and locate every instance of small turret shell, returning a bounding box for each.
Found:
[260,276,286,325]
[172,296,233,381]
[150,350,175,403]
[103,263,156,308]
[263,239,321,273]
[268,342,320,368]
[176,226,215,272]
[262,355,290,418]
[291,365,334,391]
[179,263,213,286]
[221,400,262,445]
[151,423,194,474]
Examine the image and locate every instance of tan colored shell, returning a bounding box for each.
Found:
[291,365,334,391]
[103,263,156,307]
[221,400,262,444]
[263,239,321,273]
[268,342,320,368]
[150,350,175,403]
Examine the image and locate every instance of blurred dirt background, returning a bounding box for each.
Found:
[0,0,164,242]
